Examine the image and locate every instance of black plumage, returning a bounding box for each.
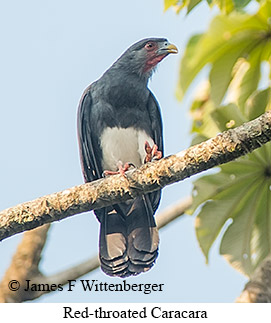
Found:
[77,38,177,277]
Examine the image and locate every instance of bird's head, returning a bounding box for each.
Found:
[114,38,178,78]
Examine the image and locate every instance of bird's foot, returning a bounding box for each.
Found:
[103,162,135,177]
[144,141,162,163]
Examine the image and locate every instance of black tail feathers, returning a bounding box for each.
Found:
[96,195,159,277]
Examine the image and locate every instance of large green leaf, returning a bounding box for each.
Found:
[233,0,253,11]
[191,155,263,213]
[164,0,254,14]
[187,0,203,13]
[220,179,270,275]
[215,0,235,14]
[194,143,271,276]
[191,100,221,138]
[257,0,271,22]
[209,40,251,106]
[178,14,250,100]
[196,174,260,263]
[177,1,271,103]
[211,103,247,131]
[164,0,179,11]
[176,34,204,101]
[236,45,263,112]
[244,87,271,120]
[180,0,271,278]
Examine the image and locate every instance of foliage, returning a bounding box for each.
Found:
[164,0,259,14]
[177,0,271,276]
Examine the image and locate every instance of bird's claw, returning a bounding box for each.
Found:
[144,141,162,163]
[102,162,135,177]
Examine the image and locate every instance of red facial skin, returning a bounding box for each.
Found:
[143,41,167,73]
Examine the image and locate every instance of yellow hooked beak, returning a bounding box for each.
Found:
[164,43,178,54]
[157,43,178,55]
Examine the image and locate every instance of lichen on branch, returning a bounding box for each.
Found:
[0,111,270,242]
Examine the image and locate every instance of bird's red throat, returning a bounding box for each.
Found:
[144,54,166,73]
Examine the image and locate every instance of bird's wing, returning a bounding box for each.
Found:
[145,90,164,213]
[147,90,164,155]
[77,85,103,183]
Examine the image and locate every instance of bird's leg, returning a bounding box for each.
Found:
[118,162,135,175]
[103,161,135,177]
[144,141,162,163]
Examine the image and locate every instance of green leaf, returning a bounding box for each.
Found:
[191,171,233,213]
[261,38,271,62]
[177,13,252,101]
[244,88,271,120]
[215,0,235,14]
[209,40,250,106]
[191,156,262,212]
[257,0,271,23]
[176,34,203,101]
[164,0,211,14]
[220,179,268,276]
[188,80,221,138]
[236,45,263,112]
[191,100,221,138]
[180,0,271,277]
[211,103,247,131]
[251,180,271,268]
[164,0,179,11]
[178,1,271,102]
[187,0,203,13]
[196,173,260,263]
[194,143,271,276]
[233,0,252,11]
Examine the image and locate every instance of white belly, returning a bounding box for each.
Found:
[100,127,154,171]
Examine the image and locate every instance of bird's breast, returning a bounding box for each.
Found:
[100,127,154,171]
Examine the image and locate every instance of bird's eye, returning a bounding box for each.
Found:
[145,42,154,50]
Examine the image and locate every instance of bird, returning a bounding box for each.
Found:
[77,38,178,277]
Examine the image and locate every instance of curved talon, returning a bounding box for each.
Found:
[152,149,162,160]
[145,141,152,154]
[103,162,135,177]
[102,170,116,177]
[144,141,162,163]
[124,162,136,170]
[144,141,152,163]
[119,162,135,175]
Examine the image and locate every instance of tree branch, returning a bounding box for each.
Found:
[0,111,270,242]
[0,224,50,302]
[0,197,192,302]
[236,254,271,303]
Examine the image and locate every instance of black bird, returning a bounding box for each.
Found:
[77,38,178,277]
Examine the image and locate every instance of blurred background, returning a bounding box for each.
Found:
[0,0,247,302]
